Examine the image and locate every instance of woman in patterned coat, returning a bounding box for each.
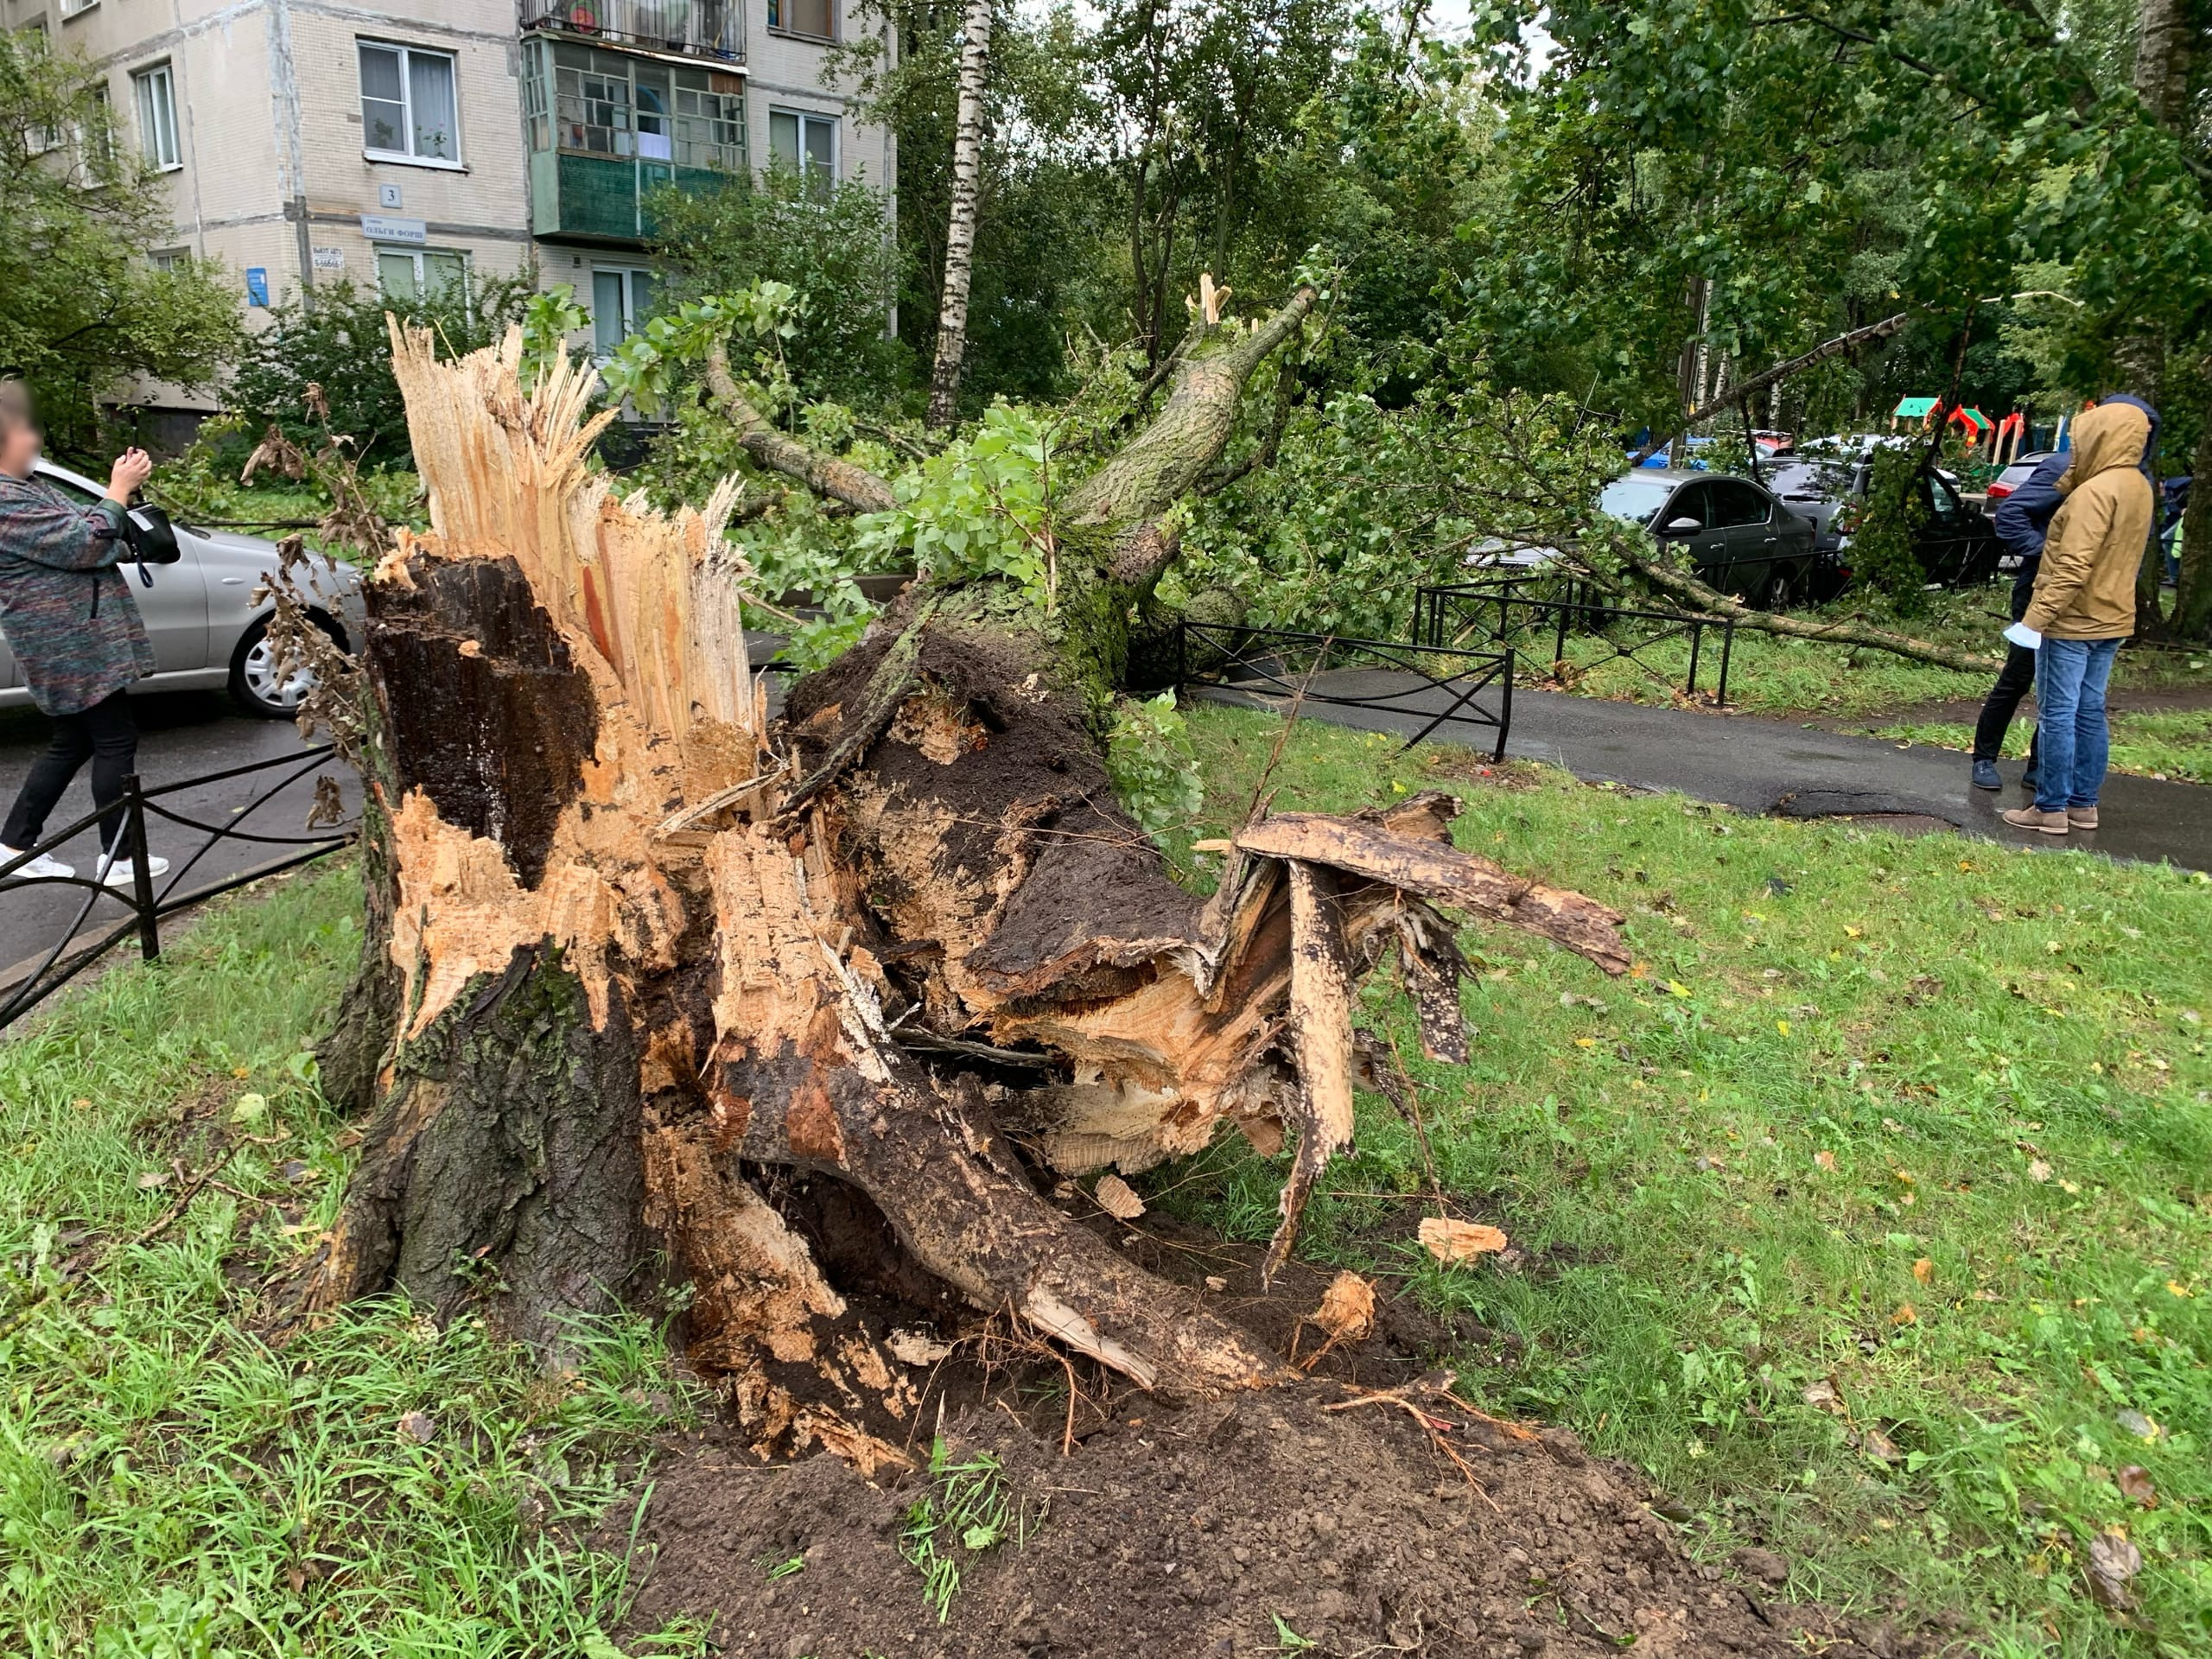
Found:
[0,381,169,887]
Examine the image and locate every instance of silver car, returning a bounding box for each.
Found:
[0,458,366,717]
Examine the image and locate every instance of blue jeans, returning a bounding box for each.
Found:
[2033,638,2121,812]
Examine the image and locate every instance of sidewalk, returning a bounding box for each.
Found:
[1192,671,2212,873]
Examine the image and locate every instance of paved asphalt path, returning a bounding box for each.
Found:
[0,691,359,996]
[1194,670,2212,873]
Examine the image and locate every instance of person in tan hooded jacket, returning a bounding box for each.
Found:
[2001,398,2154,836]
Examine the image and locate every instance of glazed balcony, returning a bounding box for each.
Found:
[519,0,744,63]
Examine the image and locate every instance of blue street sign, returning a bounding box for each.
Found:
[245,268,270,307]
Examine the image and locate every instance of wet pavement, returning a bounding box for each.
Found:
[0,691,359,998]
[1193,671,2212,872]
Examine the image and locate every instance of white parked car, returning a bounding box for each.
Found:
[0,458,366,717]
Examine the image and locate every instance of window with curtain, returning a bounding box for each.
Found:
[768,109,836,193]
[131,63,180,170]
[359,42,460,162]
[767,0,835,38]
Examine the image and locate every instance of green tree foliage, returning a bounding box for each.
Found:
[645,168,906,404]
[0,31,238,456]
[224,274,540,472]
[1463,1,2212,430]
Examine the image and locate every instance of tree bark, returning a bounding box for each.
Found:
[925,0,993,429]
[311,306,1623,1458]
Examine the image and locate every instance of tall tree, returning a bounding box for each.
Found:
[0,30,237,454]
[925,0,995,426]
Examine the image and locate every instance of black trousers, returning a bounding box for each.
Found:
[2,689,138,854]
[1972,571,2043,769]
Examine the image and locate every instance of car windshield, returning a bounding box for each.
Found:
[1599,476,1675,524]
[1767,461,1855,500]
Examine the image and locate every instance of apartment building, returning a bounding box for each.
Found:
[7,0,892,420]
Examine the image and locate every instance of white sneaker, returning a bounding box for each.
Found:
[99,852,169,889]
[0,844,75,880]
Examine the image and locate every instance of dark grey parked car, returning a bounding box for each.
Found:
[1599,468,1820,607]
[1766,454,2002,592]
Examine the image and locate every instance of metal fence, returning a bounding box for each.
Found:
[0,747,356,1032]
[1177,621,1513,760]
[1414,575,1738,707]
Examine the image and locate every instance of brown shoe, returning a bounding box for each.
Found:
[2068,806,2099,830]
[2001,805,2070,836]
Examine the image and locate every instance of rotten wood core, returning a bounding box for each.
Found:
[310,316,1624,1468]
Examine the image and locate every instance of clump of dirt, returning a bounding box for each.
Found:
[619,1389,1913,1659]
[610,1220,1930,1659]
[1419,750,1549,792]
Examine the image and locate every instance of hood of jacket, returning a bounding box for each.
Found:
[2063,402,2151,491]
[2100,393,2160,480]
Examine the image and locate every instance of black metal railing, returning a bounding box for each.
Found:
[0,747,356,1032]
[1178,622,1513,760]
[1414,575,1738,707]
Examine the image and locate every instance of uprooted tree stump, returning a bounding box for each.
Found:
[304,298,1628,1467]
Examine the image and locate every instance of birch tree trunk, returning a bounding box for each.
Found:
[925,0,994,429]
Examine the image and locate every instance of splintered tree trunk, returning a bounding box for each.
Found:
[310,302,1625,1462]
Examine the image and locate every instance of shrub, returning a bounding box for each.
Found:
[226,272,539,470]
[645,166,909,408]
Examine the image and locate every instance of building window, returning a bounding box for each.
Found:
[59,0,98,17]
[149,247,190,272]
[131,62,180,171]
[766,0,834,40]
[769,108,836,191]
[593,266,657,356]
[532,43,743,173]
[359,42,460,164]
[377,248,470,304]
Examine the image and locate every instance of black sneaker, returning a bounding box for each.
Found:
[1972,758,2001,791]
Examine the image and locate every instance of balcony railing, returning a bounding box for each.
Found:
[521,0,742,61]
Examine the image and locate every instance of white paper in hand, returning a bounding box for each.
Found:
[2003,621,2042,651]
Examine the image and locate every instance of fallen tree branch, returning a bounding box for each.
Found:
[1605,543,2000,673]
[1631,311,1910,465]
[1235,814,1632,975]
[703,339,899,514]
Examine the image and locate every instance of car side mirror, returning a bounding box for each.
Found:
[124,504,182,564]
[1662,516,1702,534]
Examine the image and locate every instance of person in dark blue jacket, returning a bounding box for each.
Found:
[1971,394,2162,791]
[1971,452,2068,789]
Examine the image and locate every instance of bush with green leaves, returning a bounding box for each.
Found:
[1105,690,1205,838]
[225,273,540,472]
[645,167,907,409]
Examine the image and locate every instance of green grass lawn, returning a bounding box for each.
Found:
[7,722,2209,1657]
[1151,706,2212,1657]
[0,864,702,1659]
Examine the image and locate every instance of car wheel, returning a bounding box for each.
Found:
[1760,570,1795,611]
[229,612,343,718]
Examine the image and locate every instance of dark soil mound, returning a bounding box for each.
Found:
[613,1229,1930,1659]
